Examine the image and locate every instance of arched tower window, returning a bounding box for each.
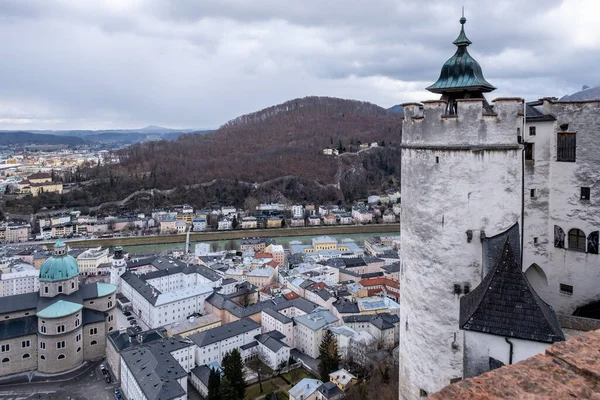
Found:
[568,229,586,251]
[525,264,548,288]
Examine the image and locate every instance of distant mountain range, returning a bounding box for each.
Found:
[0,126,212,147]
[0,131,86,146]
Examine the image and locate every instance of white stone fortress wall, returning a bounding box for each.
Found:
[399,98,523,399]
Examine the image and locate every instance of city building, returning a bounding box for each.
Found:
[246,266,277,289]
[329,368,357,391]
[76,247,109,276]
[120,336,195,400]
[294,309,339,358]
[119,262,221,329]
[4,223,31,243]
[253,330,290,369]
[0,240,117,377]
[0,263,39,297]
[192,217,206,232]
[189,318,261,366]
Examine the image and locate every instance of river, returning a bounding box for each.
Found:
[124,230,399,255]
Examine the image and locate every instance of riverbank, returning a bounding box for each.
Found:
[65,224,400,248]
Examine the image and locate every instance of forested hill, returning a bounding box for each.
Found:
[117,96,401,186]
[26,96,402,211]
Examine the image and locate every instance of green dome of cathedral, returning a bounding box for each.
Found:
[39,239,80,282]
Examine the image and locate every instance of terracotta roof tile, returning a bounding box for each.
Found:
[431,329,600,400]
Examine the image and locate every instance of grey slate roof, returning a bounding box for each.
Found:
[121,261,222,306]
[240,341,258,350]
[0,316,38,340]
[382,262,400,274]
[370,313,399,330]
[460,238,565,343]
[121,338,193,400]
[191,364,222,387]
[317,381,344,399]
[82,308,106,326]
[206,293,319,319]
[482,222,520,278]
[263,308,292,324]
[560,85,600,101]
[333,298,360,314]
[0,292,38,314]
[79,282,100,300]
[525,103,556,122]
[189,318,261,348]
[108,328,166,352]
[255,332,288,353]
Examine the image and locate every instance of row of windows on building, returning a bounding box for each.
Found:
[530,187,592,201]
[524,131,577,162]
[43,281,76,294]
[554,226,599,254]
[39,324,100,335]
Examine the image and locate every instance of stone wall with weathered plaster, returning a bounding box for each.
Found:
[399,98,523,399]
[523,100,600,313]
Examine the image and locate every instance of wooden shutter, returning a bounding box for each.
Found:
[557,133,576,161]
[588,231,599,254]
[554,225,565,248]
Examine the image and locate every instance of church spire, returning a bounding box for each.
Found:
[426,13,495,98]
[452,12,472,47]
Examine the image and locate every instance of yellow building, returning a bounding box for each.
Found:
[329,368,357,391]
[19,173,63,197]
[267,217,282,228]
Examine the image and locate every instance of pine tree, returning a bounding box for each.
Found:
[222,348,245,399]
[318,329,340,381]
[219,376,237,400]
[207,367,221,400]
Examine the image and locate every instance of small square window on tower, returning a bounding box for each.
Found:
[530,189,536,198]
[529,126,536,136]
[581,187,590,200]
[560,284,573,295]
[534,237,539,244]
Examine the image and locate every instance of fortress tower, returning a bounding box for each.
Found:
[399,17,523,398]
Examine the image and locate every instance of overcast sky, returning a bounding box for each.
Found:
[0,0,598,130]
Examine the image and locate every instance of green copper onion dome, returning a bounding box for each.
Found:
[427,16,495,94]
[39,239,80,281]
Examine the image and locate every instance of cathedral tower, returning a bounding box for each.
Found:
[110,245,126,292]
[398,17,523,398]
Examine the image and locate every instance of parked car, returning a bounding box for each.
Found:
[114,389,122,399]
[123,311,131,317]
[129,320,137,326]
[105,374,112,383]
[126,316,135,321]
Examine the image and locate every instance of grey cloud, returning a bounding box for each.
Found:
[0,0,597,129]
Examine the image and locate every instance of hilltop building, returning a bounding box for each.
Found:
[0,240,117,377]
[398,16,568,398]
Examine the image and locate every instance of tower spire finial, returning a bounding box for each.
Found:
[454,9,471,47]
